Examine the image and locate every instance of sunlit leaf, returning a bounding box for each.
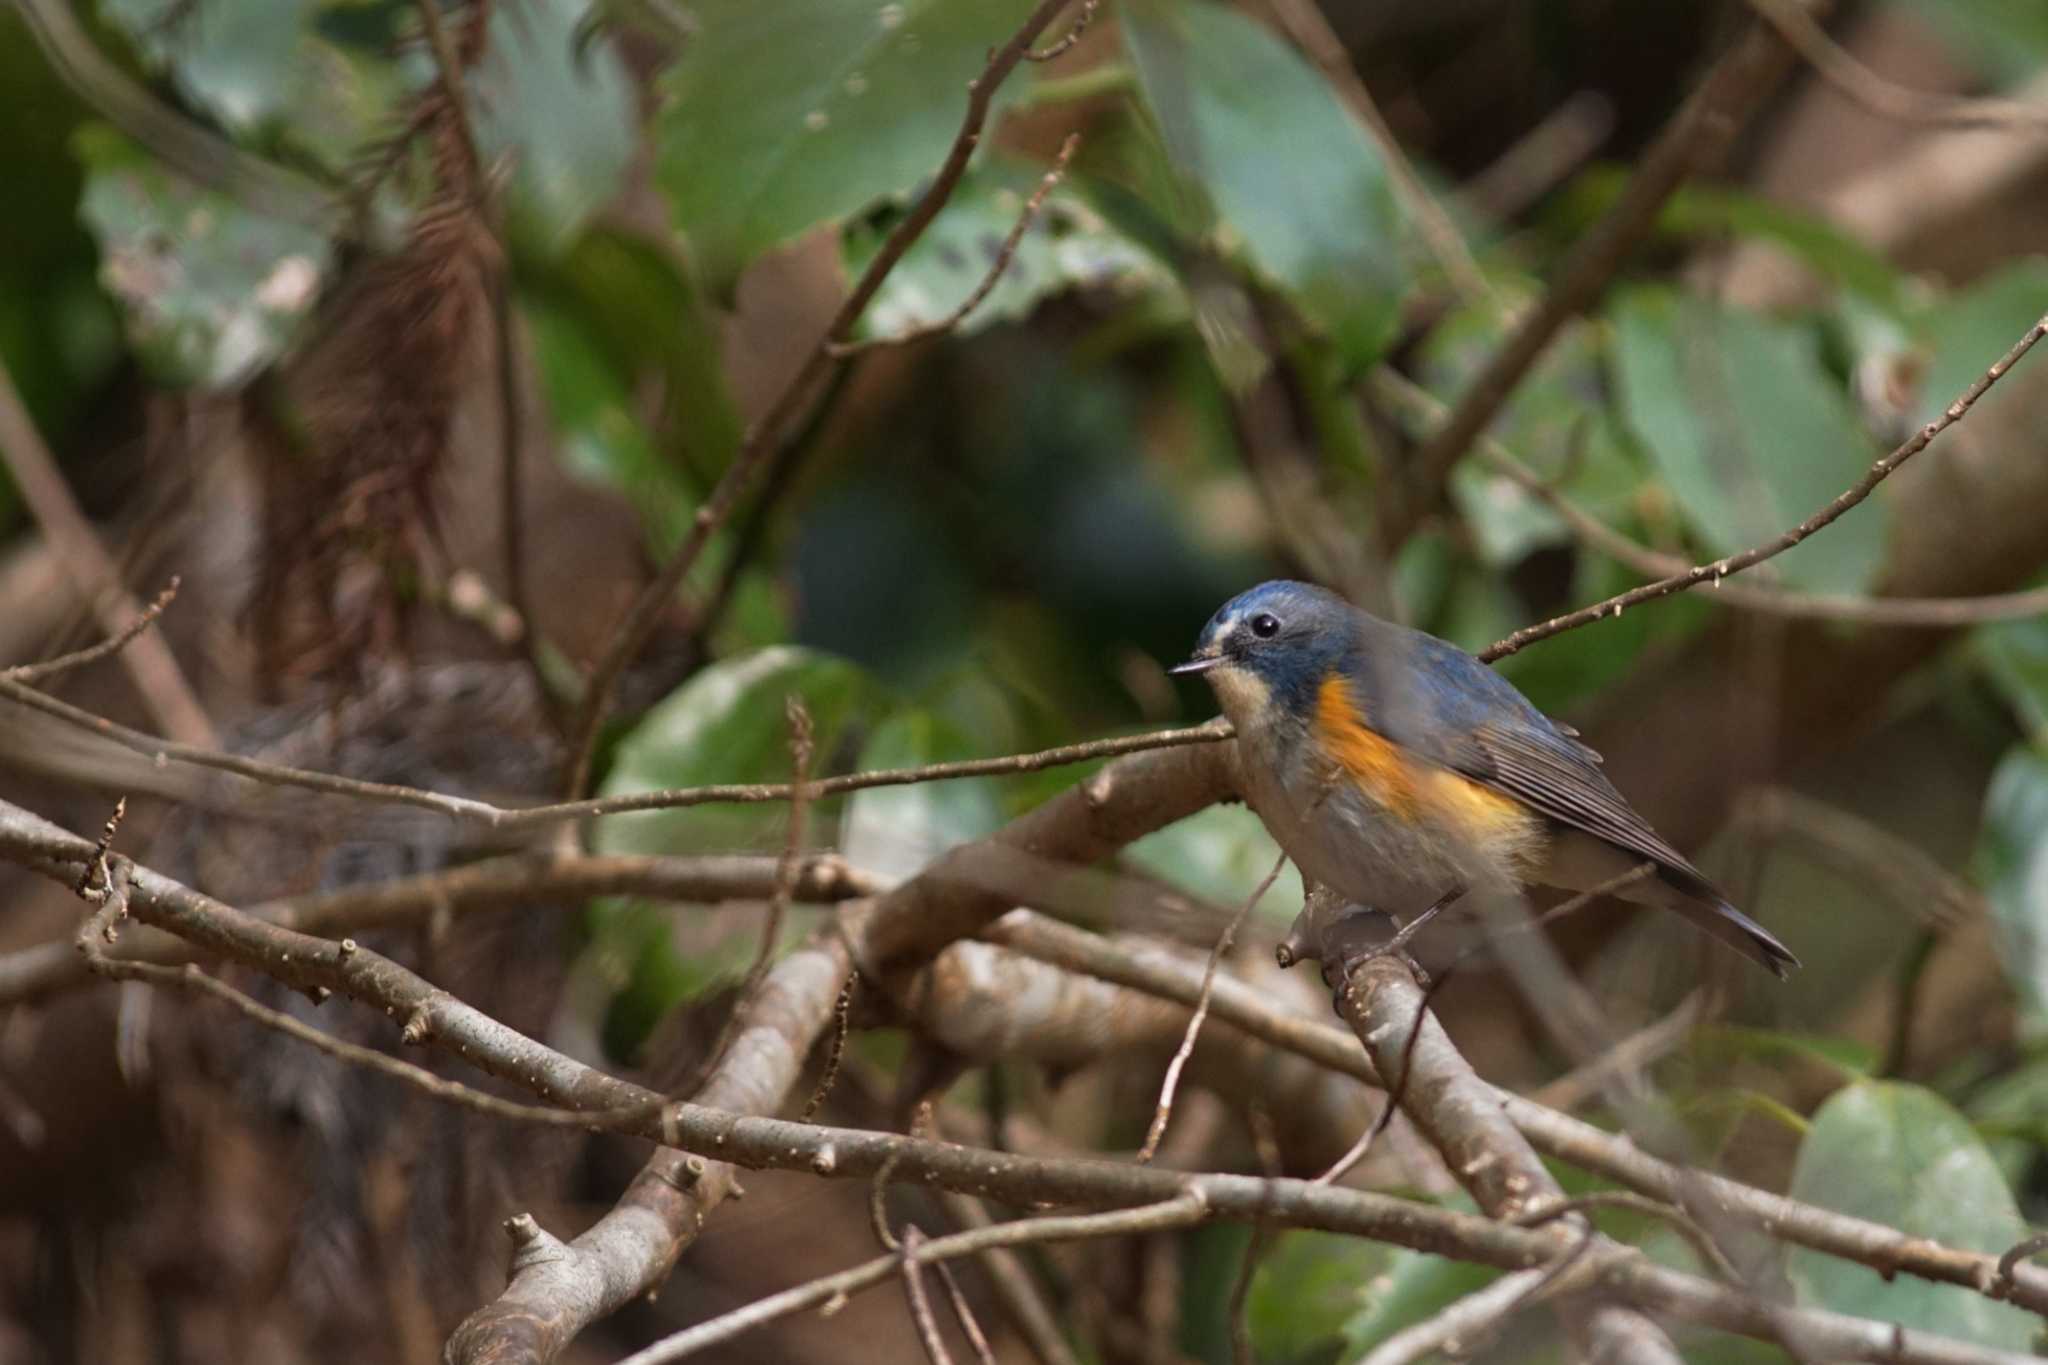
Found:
[841,710,1004,887]
[841,159,1175,343]
[474,0,636,255]
[1976,746,2048,1029]
[596,646,888,857]
[1611,288,1886,593]
[654,0,1035,291]
[75,127,331,389]
[1788,1080,2038,1349]
[1122,0,1404,368]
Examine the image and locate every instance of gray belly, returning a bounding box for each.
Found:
[1237,725,1471,917]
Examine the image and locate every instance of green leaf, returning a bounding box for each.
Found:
[1787,1080,2039,1350]
[841,710,1004,887]
[474,0,636,255]
[1977,614,2048,743]
[1893,0,2048,85]
[75,127,332,389]
[1975,747,2048,1029]
[840,159,1174,344]
[1610,288,1887,594]
[654,0,1035,291]
[1245,1230,1381,1359]
[1124,802,1302,924]
[1122,0,1404,368]
[595,646,887,857]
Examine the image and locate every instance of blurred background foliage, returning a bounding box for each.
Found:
[4,0,2048,1360]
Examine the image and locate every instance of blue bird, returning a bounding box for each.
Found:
[1170,580,1798,977]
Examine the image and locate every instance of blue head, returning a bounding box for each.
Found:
[1171,580,1357,727]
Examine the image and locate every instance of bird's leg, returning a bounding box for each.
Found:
[1382,883,1466,960]
[1321,883,1464,994]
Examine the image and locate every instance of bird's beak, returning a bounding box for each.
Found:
[1168,654,1224,677]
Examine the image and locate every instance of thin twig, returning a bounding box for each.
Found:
[1383,9,1810,547]
[933,1255,999,1365]
[903,1226,960,1365]
[0,671,1229,828]
[1375,367,2048,627]
[800,970,859,1122]
[615,1196,1211,1365]
[684,698,817,1095]
[0,357,214,745]
[561,0,1085,800]
[1479,310,2048,661]
[3,580,182,684]
[1137,851,1288,1163]
[829,134,1082,356]
[1748,0,2048,132]
[1027,0,1100,62]
[1517,1192,1743,1283]
[412,0,486,183]
[938,1193,1085,1365]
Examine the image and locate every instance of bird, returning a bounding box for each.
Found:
[1169,580,1798,977]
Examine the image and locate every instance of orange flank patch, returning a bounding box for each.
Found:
[1313,676,1423,815]
[1312,677,1543,869]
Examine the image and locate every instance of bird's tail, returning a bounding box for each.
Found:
[1643,876,1800,979]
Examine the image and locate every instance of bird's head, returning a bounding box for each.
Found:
[1170,580,1354,728]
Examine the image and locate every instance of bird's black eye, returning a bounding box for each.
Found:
[1249,613,1281,639]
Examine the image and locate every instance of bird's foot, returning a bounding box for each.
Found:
[1276,886,1464,994]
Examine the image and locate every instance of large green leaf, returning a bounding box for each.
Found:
[1787,1081,2039,1350]
[841,710,1004,887]
[1976,747,2048,1029]
[654,0,1034,290]
[840,159,1175,344]
[595,646,887,857]
[1894,0,2048,85]
[473,0,636,255]
[1611,288,1887,594]
[1343,1241,1508,1360]
[75,127,332,389]
[1122,0,1404,368]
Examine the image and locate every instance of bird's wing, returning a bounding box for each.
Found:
[1453,721,1717,895]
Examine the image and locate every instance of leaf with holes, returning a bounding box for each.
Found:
[76,128,331,390]
[841,159,1174,343]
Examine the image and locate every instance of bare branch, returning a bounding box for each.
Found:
[3,579,182,684]
[1138,851,1287,1163]
[829,133,1083,357]
[1356,1266,1552,1365]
